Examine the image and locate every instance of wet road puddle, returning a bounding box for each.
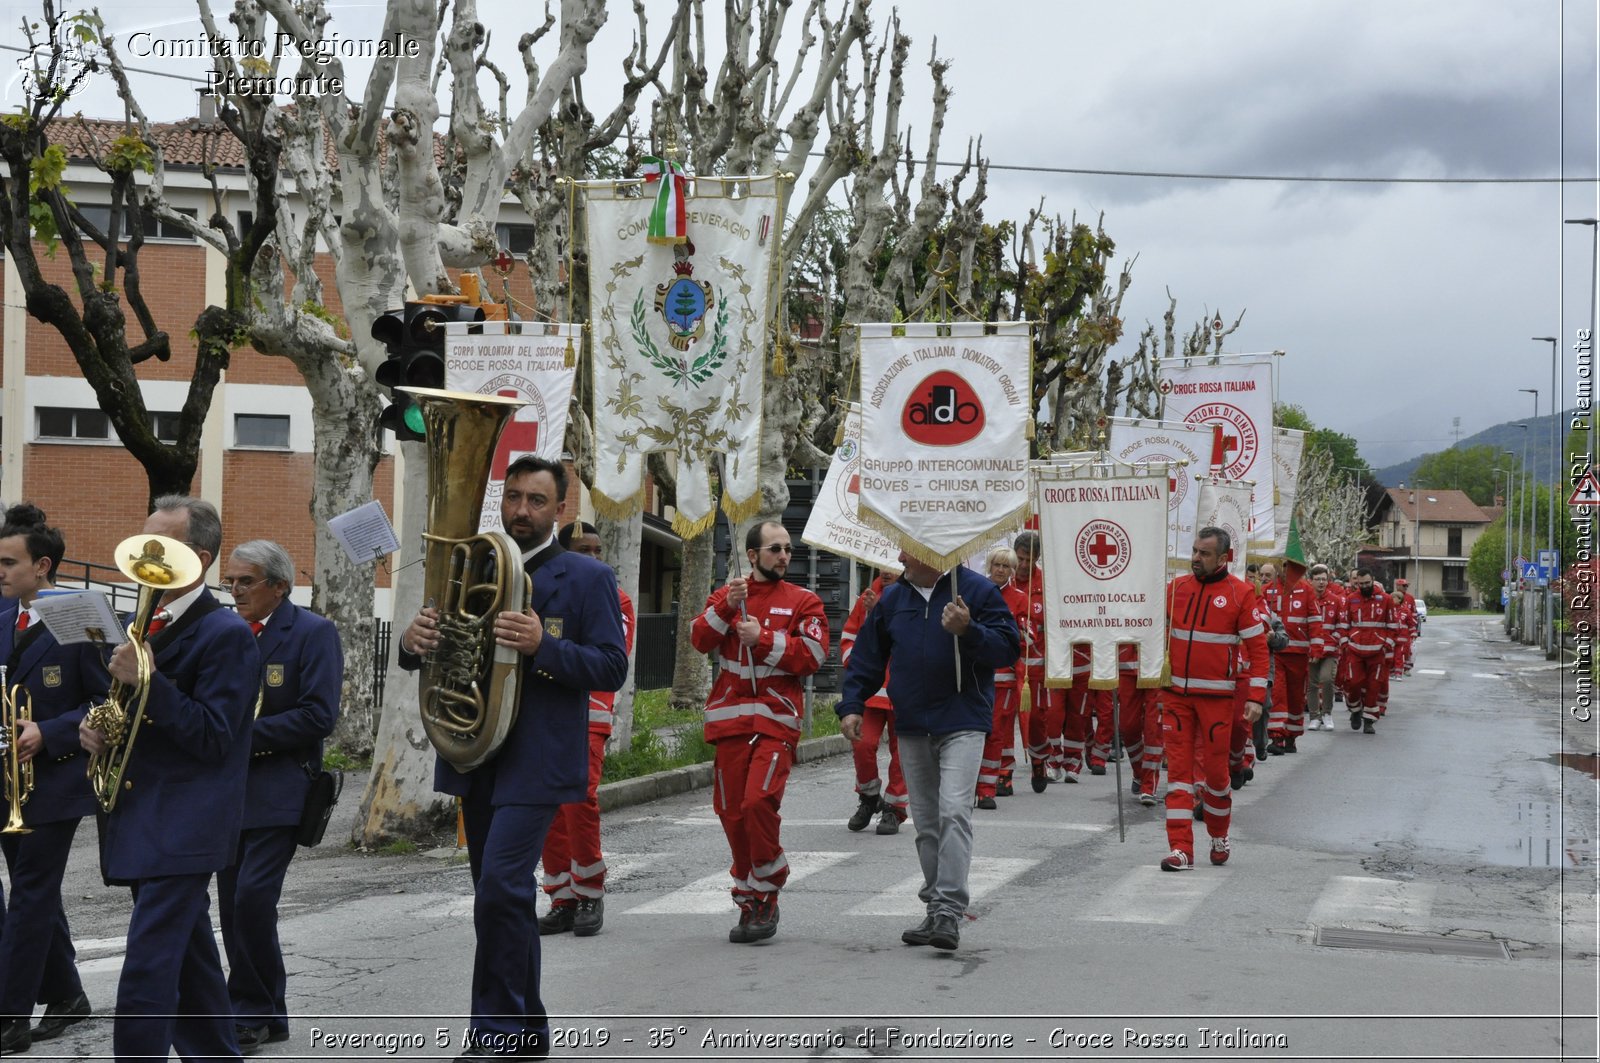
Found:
[1552,751,1600,780]
[1480,800,1594,869]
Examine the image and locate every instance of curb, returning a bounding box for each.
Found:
[597,733,851,813]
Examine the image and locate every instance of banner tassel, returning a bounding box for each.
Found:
[772,334,787,377]
[1026,418,1036,441]
[833,418,846,448]
[564,335,576,368]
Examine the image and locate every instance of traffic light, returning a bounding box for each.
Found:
[371,299,487,441]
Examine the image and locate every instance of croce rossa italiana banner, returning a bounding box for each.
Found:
[856,322,1032,569]
[1034,460,1171,687]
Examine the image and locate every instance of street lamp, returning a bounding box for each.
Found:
[1534,336,1559,655]
[1518,389,1539,642]
[1514,422,1531,639]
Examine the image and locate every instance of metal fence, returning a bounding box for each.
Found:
[634,611,677,689]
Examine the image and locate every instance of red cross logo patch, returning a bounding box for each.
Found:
[1075,519,1132,581]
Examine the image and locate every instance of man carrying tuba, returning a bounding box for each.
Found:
[79,496,259,1062]
[400,455,628,1061]
[0,504,107,1055]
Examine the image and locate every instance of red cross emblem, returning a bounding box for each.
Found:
[493,249,515,274]
[490,388,540,479]
[1087,533,1119,566]
[1075,519,1132,581]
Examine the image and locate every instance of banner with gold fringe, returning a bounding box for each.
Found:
[856,322,1032,570]
[584,173,783,537]
[1034,458,1171,689]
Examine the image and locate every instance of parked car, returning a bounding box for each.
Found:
[1414,601,1428,623]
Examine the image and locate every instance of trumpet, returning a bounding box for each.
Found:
[1,664,33,835]
[83,534,203,813]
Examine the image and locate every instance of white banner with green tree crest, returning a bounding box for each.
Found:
[584,175,783,537]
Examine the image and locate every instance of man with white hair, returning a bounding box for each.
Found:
[218,540,342,1054]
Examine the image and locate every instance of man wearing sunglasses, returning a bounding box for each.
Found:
[690,521,828,944]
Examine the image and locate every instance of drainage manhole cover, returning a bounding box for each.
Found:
[1314,927,1509,960]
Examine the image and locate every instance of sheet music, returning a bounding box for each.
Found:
[31,590,127,646]
[327,500,400,565]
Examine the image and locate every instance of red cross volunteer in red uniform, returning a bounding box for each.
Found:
[1159,526,1269,871]
[690,521,828,943]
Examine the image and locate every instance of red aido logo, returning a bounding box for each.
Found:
[901,371,985,446]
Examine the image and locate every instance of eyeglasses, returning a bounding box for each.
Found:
[220,577,262,593]
[760,544,794,555]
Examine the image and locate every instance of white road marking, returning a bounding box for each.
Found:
[1470,673,1506,680]
[845,856,1037,916]
[1308,875,1436,929]
[1078,865,1227,925]
[669,815,1107,832]
[1416,668,1447,676]
[623,850,857,914]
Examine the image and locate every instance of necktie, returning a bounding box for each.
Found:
[147,610,172,635]
[14,612,28,633]
[250,621,264,637]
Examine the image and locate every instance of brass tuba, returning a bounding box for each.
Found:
[83,534,203,812]
[401,386,530,772]
[1,664,33,834]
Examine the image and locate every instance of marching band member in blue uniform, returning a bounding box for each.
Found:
[80,496,259,1063]
[218,540,342,1054]
[401,456,627,1061]
[0,504,105,1054]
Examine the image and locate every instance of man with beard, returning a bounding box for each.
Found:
[401,456,628,1059]
[1340,568,1395,735]
[1158,527,1267,871]
[690,521,828,944]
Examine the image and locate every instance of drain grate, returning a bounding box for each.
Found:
[1314,927,1510,959]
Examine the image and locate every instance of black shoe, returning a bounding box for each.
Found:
[2,1019,31,1054]
[1030,767,1048,793]
[728,904,756,943]
[1363,721,1376,734]
[1242,766,1254,782]
[928,913,960,950]
[975,795,997,810]
[1131,777,1143,795]
[1284,737,1298,753]
[1350,711,1363,731]
[847,794,880,832]
[31,991,90,1041]
[744,895,779,942]
[1230,770,1246,790]
[1266,741,1286,756]
[875,808,901,835]
[237,1025,272,1055]
[995,779,1013,797]
[573,895,604,937]
[1088,763,1107,776]
[537,905,575,935]
[901,915,936,946]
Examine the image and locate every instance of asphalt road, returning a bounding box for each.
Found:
[25,614,1600,1061]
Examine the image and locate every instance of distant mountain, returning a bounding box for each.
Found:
[1372,409,1575,489]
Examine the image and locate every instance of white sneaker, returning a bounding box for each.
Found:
[1045,765,1066,783]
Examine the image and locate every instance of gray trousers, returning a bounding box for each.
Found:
[897,730,985,919]
[1307,657,1338,720]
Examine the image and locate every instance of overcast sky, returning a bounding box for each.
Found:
[4,0,1596,469]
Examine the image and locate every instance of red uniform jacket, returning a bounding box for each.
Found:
[691,577,828,743]
[1262,578,1325,658]
[588,588,636,735]
[840,576,893,710]
[1342,589,1396,658]
[1166,569,1269,700]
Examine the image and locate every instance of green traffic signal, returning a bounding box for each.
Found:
[403,405,426,437]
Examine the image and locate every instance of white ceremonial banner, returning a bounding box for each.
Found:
[1272,427,1307,555]
[1034,461,1170,687]
[1156,356,1275,548]
[1108,416,1218,563]
[801,404,902,571]
[857,321,1032,569]
[585,174,782,537]
[446,321,580,535]
[1194,477,1256,580]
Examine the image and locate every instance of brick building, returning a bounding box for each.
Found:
[1,118,682,616]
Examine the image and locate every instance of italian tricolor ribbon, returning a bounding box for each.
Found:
[640,156,688,245]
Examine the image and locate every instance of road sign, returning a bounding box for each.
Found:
[1521,561,1541,581]
[1569,470,1600,507]
[1539,549,1560,575]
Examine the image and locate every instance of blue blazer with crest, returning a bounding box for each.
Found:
[100,590,260,881]
[407,549,628,807]
[0,595,107,825]
[242,600,342,830]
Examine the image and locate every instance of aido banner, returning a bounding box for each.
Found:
[857,321,1032,570]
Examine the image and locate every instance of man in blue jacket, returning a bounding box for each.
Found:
[401,455,628,1060]
[217,540,342,1053]
[0,504,106,1054]
[837,551,1020,952]
[80,495,260,1062]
